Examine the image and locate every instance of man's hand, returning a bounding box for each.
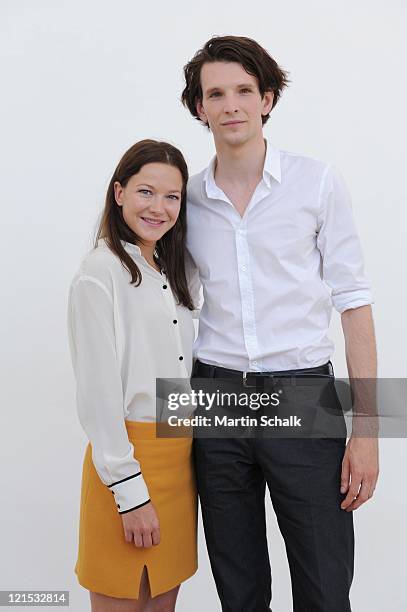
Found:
[121,501,160,547]
[340,437,379,511]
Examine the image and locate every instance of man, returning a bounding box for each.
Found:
[181,35,378,612]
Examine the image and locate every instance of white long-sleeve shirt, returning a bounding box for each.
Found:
[186,139,374,372]
[68,239,196,514]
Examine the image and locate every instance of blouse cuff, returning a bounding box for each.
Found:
[107,472,150,514]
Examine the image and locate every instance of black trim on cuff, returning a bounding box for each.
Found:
[118,499,151,514]
[107,472,142,488]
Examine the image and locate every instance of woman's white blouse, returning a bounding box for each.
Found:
[68,239,196,514]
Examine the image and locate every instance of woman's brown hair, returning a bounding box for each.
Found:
[95,139,195,310]
[181,35,289,128]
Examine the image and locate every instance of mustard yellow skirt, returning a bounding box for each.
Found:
[75,421,198,599]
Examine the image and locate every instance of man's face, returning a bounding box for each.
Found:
[196,61,274,147]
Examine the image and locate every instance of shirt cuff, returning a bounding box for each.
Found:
[107,472,151,514]
[332,290,374,314]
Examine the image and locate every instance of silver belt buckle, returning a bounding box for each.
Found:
[243,371,275,388]
[242,371,259,388]
[242,371,251,388]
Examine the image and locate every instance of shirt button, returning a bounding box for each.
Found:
[252,360,258,365]
[163,284,168,289]
[179,356,184,361]
[111,491,115,495]
[241,265,246,271]
[173,319,178,324]
[117,504,120,509]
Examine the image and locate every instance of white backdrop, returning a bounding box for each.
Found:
[1,1,406,610]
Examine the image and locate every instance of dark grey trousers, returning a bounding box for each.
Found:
[192,363,354,612]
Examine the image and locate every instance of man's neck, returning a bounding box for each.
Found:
[213,134,266,187]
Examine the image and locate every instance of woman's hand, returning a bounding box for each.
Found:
[121,502,161,547]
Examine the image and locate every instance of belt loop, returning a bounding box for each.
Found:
[291,374,296,387]
[209,364,216,378]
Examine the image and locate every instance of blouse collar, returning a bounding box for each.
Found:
[97,237,142,257]
[97,238,164,278]
[119,239,142,257]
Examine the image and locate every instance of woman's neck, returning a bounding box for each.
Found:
[139,243,161,272]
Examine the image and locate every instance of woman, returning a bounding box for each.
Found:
[68,139,199,611]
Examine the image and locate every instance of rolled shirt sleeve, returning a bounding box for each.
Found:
[68,276,150,514]
[316,165,374,314]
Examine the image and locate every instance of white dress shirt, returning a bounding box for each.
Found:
[186,139,373,373]
[68,239,195,513]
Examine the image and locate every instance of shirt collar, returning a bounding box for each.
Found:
[263,139,282,186]
[97,237,142,257]
[120,239,142,257]
[203,138,281,198]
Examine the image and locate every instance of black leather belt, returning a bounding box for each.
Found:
[193,359,334,388]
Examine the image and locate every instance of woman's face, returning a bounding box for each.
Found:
[114,163,183,246]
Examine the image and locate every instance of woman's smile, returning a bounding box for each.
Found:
[140,216,166,226]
